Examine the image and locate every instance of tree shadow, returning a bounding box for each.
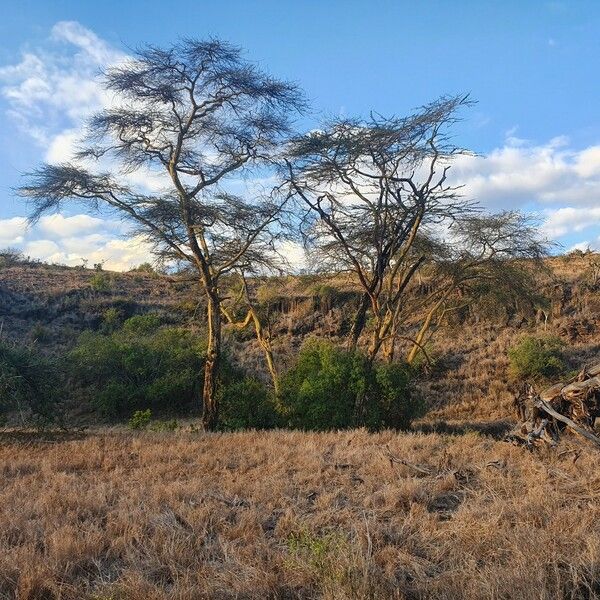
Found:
[0,428,89,445]
[412,419,514,439]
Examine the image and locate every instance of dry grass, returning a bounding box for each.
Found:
[2,428,600,599]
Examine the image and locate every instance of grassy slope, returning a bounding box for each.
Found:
[2,429,600,599]
[1,253,599,424]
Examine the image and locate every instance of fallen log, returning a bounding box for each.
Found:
[534,398,600,448]
[510,361,600,449]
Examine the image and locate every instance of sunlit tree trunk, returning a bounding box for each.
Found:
[202,289,222,430]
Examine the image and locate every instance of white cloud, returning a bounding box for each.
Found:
[278,240,308,271]
[542,207,600,238]
[45,129,81,164]
[37,213,113,238]
[19,220,152,271]
[0,217,28,247]
[24,239,61,260]
[51,21,118,65]
[574,146,600,178]
[0,20,125,155]
[0,212,151,271]
[451,135,600,212]
[568,239,600,253]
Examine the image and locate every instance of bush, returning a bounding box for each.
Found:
[128,409,152,430]
[508,335,566,381]
[101,307,123,332]
[90,272,111,292]
[122,313,162,334]
[129,262,156,274]
[69,317,205,418]
[149,418,179,432]
[218,376,277,430]
[0,247,25,269]
[278,340,421,431]
[0,340,62,425]
[30,323,51,343]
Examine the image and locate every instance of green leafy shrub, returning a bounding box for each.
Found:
[30,323,51,343]
[149,418,179,432]
[122,313,162,334]
[128,409,152,430]
[0,340,63,425]
[508,335,566,381]
[128,410,178,431]
[101,307,123,332]
[69,317,204,418]
[129,262,156,274]
[278,340,421,431]
[218,376,277,430]
[90,272,112,292]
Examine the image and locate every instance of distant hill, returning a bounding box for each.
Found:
[1,252,598,425]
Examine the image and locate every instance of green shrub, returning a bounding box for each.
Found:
[90,272,111,292]
[278,340,421,431]
[0,340,62,425]
[218,376,277,430]
[122,313,162,334]
[30,323,51,343]
[69,320,204,418]
[149,418,179,432]
[508,335,566,381]
[102,308,123,332]
[373,361,423,429]
[129,262,156,274]
[128,409,152,430]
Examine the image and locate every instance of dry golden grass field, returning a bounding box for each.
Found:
[3,428,600,599]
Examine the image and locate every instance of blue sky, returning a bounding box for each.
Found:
[1,1,599,269]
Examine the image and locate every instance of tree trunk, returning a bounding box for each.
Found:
[348,293,369,350]
[383,337,395,363]
[407,296,446,365]
[367,327,384,364]
[202,290,221,431]
[250,308,280,399]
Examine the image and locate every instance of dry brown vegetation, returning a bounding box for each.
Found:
[4,253,598,427]
[1,253,599,598]
[2,428,600,599]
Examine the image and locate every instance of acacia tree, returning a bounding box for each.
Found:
[19,39,305,430]
[285,95,474,366]
[391,212,549,365]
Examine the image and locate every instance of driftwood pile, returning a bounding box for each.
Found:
[510,362,600,448]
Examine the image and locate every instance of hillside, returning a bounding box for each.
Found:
[1,252,599,427]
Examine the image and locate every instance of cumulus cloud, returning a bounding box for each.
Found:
[36,213,121,238]
[0,211,151,271]
[0,217,28,247]
[542,207,600,238]
[452,135,600,210]
[14,215,153,271]
[23,233,153,271]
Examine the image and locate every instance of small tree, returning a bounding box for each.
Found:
[401,212,549,365]
[278,339,421,431]
[284,95,475,366]
[20,39,306,430]
[508,335,565,381]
